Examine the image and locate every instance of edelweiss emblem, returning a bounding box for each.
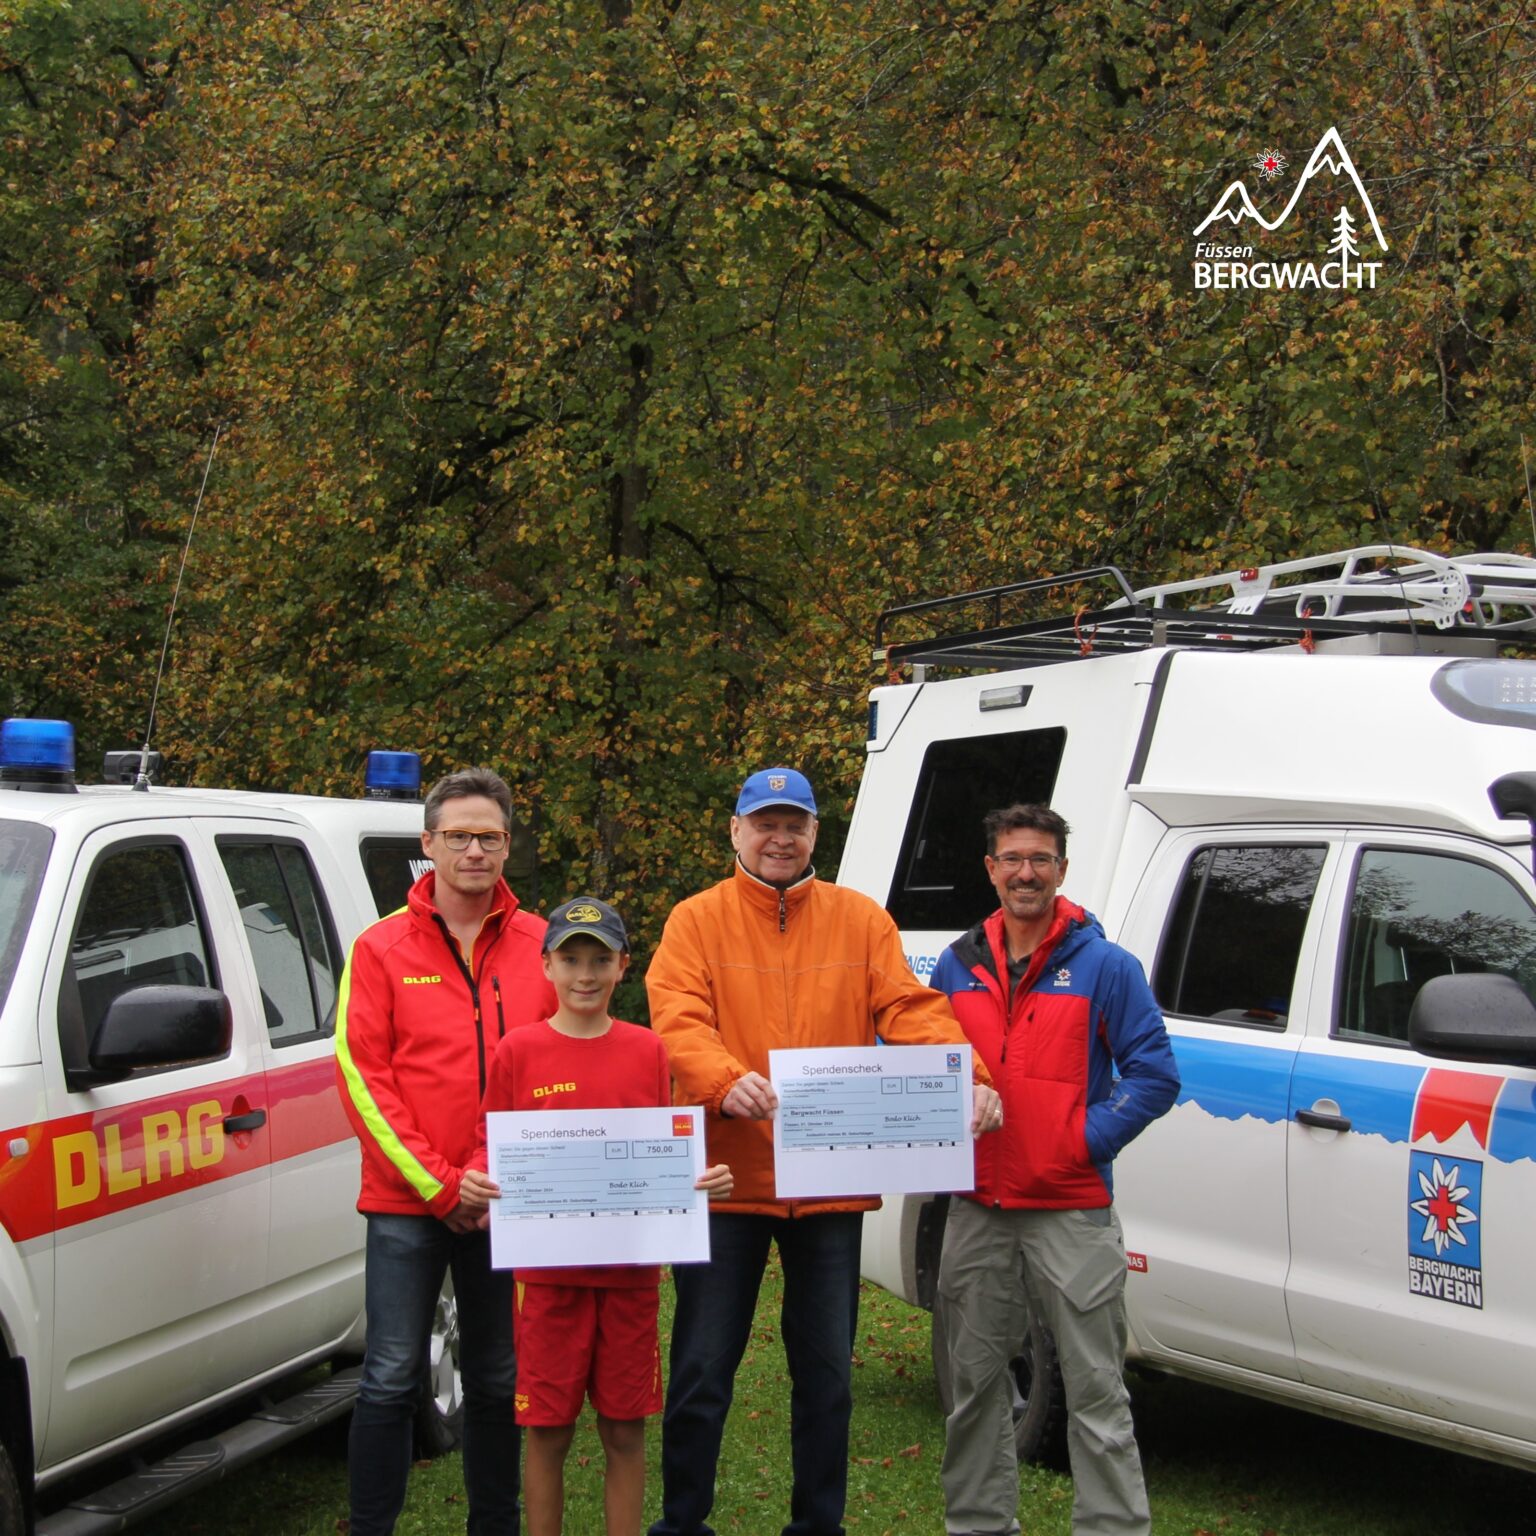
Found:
[1055,968,1071,987]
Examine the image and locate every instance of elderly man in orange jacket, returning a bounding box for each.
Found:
[646,767,1000,1536]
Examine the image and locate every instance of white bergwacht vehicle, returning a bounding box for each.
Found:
[844,547,1536,1475]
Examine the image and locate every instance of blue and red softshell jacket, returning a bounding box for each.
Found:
[931,898,1179,1209]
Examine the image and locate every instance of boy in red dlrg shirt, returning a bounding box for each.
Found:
[464,897,731,1536]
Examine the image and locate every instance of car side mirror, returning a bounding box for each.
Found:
[1407,973,1536,1068]
[90,985,233,1074]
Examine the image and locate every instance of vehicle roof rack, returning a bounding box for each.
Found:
[874,546,1536,671]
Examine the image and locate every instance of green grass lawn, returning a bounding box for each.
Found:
[139,1254,1534,1535]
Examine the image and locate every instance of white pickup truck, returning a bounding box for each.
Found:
[846,547,1536,1475]
[0,723,438,1533]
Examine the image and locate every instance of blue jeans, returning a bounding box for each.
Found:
[348,1214,520,1535]
[650,1211,863,1536]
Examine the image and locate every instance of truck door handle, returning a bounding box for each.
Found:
[1295,1108,1352,1132]
[223,1109,267,1133]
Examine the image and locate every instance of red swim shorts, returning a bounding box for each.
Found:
[512,1280,662,1426]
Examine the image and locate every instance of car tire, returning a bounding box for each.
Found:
[931,1302,1069,1471]
[412,1275,464,1457]
[0,1440,23,1536]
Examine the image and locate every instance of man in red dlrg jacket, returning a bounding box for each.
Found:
[931,804,1178,1536]
[337,767,556,1536]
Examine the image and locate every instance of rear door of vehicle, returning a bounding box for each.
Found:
[210,827,365,1335]
[1285,832,1536,1448]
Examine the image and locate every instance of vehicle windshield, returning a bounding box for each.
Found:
[0,819,52,1016]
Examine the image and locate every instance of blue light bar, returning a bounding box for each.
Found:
[0,718,78,792]
[365,750,422,801]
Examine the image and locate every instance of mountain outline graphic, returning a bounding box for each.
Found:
[1193,126,1388,251]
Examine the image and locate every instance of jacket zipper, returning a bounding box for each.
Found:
[435,914,488,1096]
[492,974,506,1041]
[981,953,1020,1206]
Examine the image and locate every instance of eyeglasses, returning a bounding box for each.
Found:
[431,829,509,852]
[990,852,1062,873]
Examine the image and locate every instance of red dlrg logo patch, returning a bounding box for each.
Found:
[673,1115,694,1137]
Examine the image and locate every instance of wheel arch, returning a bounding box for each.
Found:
[0,1352,36,1531]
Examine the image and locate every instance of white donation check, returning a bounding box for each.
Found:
[769,1044,975,1199]
[486,1105,709,1270]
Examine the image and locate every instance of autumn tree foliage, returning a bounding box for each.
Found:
[3,0,1535,953]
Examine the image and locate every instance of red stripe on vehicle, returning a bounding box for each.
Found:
[266,1055,353,1161]
[1410,1068,1503,1150]
[0,1055,354,1244]
[0,1072,271,1243]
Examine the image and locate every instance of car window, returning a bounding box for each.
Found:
[1338,847,1536,1043]
[0,819,51,1017]
[218,840,343,1044]
[360,836,432,917]
[1154,844,1327,1026]
[59,842,217,1069]
[887,728,1066,931]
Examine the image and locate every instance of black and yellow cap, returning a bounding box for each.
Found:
[542,895,629,953]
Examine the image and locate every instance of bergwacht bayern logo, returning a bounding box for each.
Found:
[1407,1150,1483,1309]
[1191,126,1387,291]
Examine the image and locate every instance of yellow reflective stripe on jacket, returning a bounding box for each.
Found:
[335,954,444,1205]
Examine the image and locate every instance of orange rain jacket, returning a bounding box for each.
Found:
[647,862,991,1218]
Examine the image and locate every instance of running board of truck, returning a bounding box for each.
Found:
[38,1366,360,1535]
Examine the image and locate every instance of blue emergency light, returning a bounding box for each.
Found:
[365,750,423,802]
[0,718,79,792]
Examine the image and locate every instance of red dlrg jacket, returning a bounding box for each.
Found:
[336,872,555,1218]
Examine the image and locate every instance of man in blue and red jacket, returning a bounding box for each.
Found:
[932,803,1177,1536]
[337,767,556,1536]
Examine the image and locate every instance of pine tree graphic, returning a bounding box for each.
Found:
[1331,205,1359,280]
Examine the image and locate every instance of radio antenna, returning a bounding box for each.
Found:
[1523,433,1535,552]
[134,424,221,791]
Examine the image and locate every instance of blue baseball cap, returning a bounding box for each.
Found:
[736,767,817,817]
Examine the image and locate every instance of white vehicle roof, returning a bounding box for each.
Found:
[0,783,424,836]
[854,546,1536,920]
